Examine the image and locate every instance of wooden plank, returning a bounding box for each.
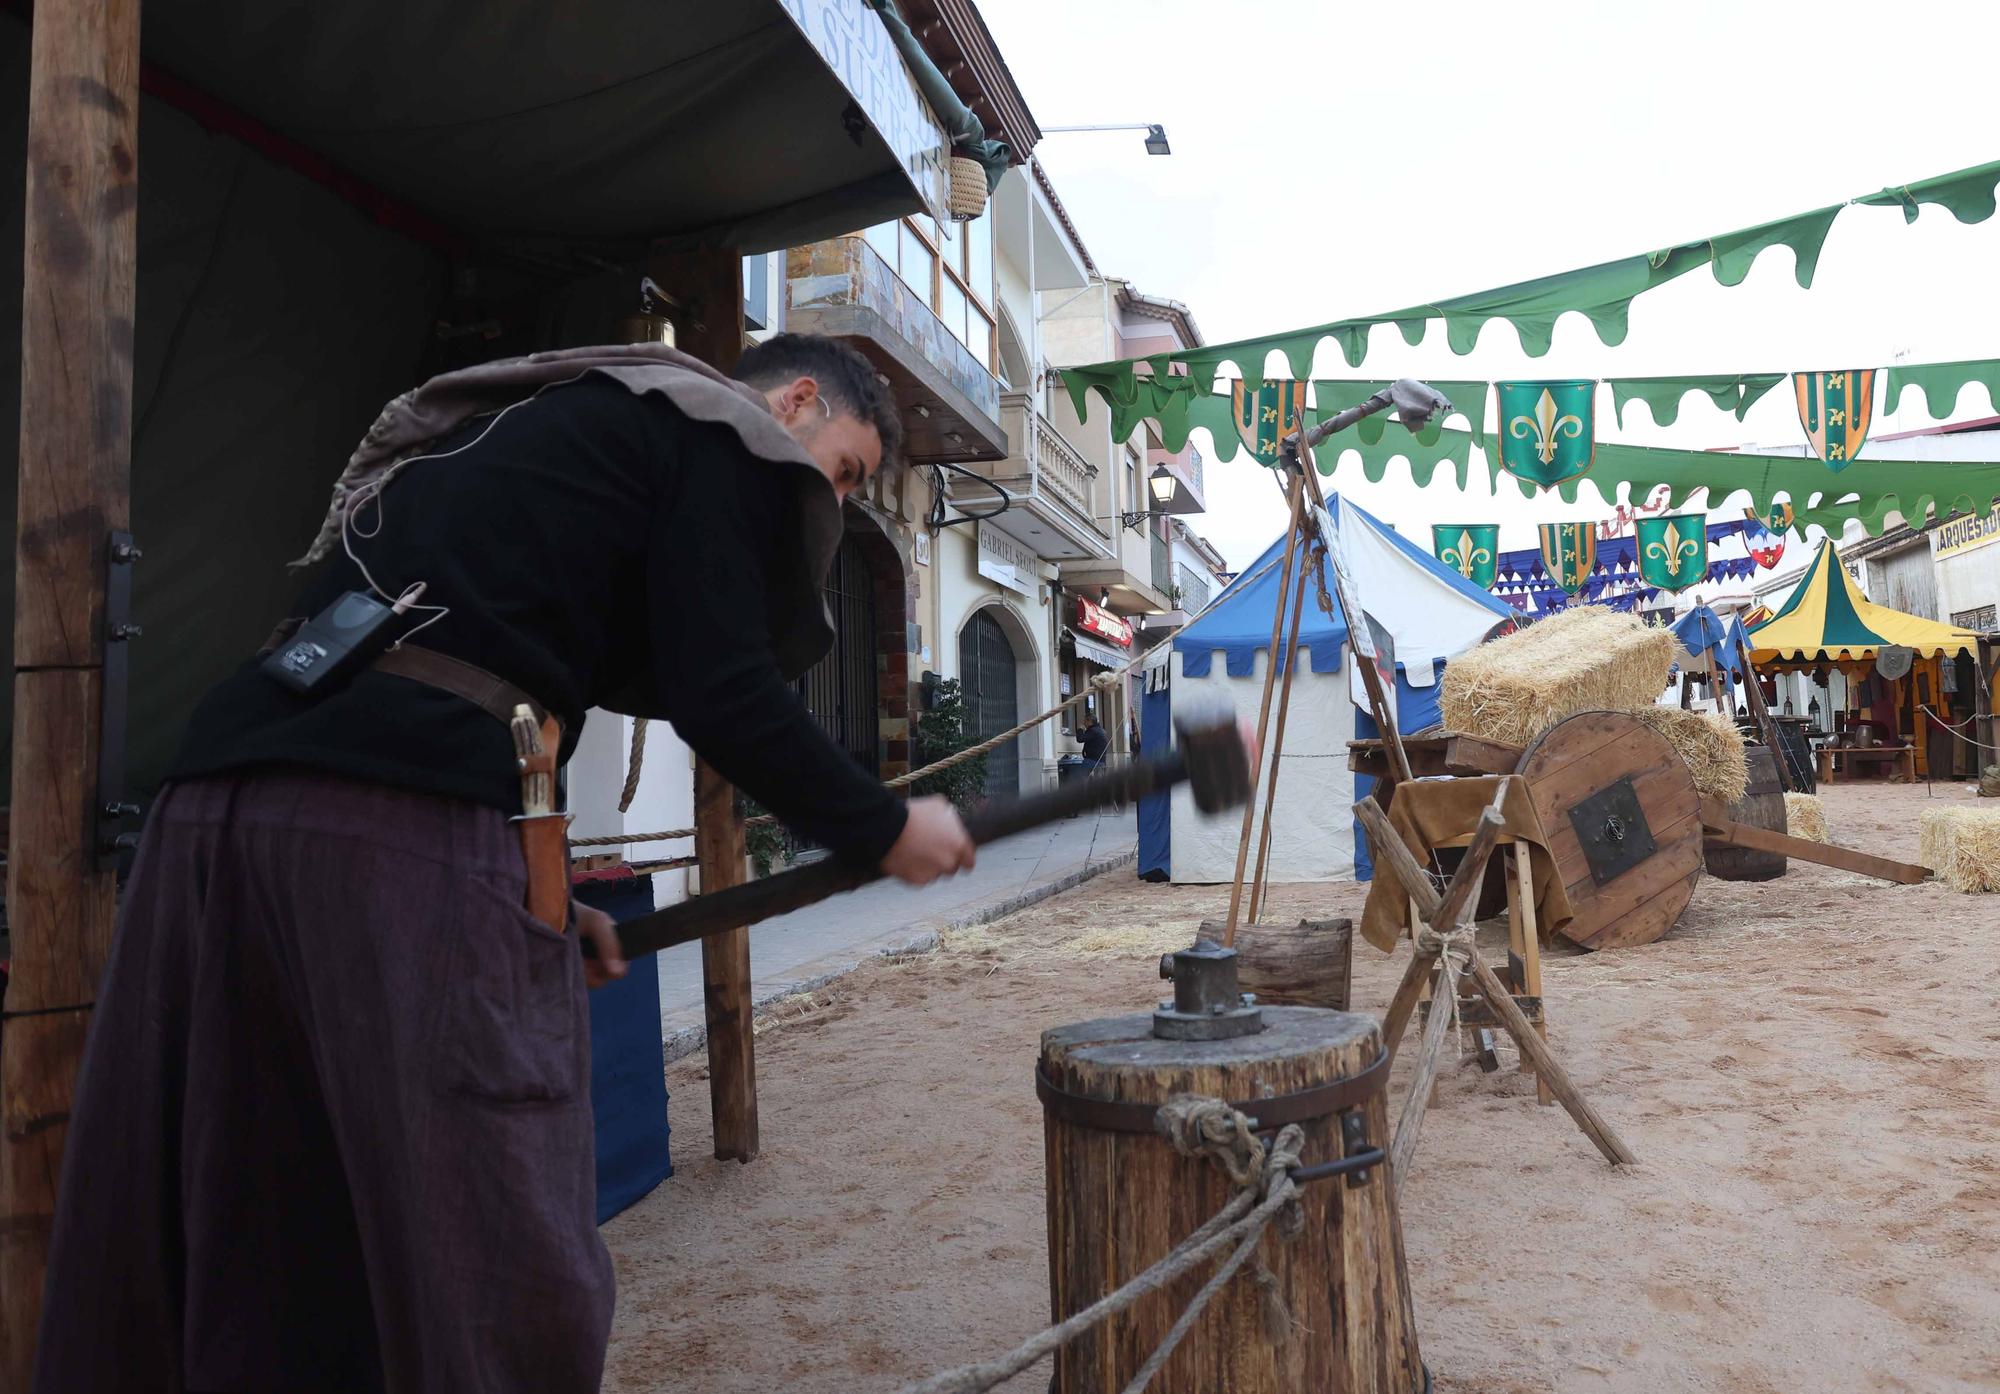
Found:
[695,759,760,1162]
[1462,944,1638,1166]
[1246,539,1315,923]
[1379,946,1438,1067]
[1390,950,1458,1182]
[5,0,141,1378]
[1698,797,1928,884]
[1736,635,1791,792]
[1444,732,1526,776]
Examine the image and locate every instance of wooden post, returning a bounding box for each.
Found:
[1221,470,1304,941]
[4,0,142,1379]
[654,246,758,1161]
[1246,539,1313,922]
[1977,637,1996,765]
[1736,634,1791,792]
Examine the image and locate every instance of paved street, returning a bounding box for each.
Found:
[654,810,1136,1051]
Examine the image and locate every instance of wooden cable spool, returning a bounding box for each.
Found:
[1515,710,1703,951]
[1039,1007,1425,1393]
[1703,746,1787,882]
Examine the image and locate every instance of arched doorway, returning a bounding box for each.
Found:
[959,608,1020,798]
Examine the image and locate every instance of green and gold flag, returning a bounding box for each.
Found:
[1744,501,1795,535]
[1635,511,1708,591]
[1497,380,1595,489]
[1794,369,1875,470]
[1432,523,1500,588]
[1231,379,1308,468]
[1537,522,1598,595]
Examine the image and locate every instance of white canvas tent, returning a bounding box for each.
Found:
[1157,494,1512,885]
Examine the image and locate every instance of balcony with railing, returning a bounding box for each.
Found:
[948,392,1113,560]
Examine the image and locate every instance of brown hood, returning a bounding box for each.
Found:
[294,342,843,688]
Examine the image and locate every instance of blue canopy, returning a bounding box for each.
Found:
[1173,495,1511,679]
[1672,604,1746,676]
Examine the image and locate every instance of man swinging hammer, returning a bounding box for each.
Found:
[35,334,976,1393]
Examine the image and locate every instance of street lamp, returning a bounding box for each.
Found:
[1042,123,1172,156]
[1120,465,1185,530]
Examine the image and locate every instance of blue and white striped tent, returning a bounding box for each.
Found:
[1144,495,1512,885]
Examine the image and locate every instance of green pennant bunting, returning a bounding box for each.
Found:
[1634,512,1709,591]
[1883,356,2000,420]
[1609,374,1786,427]
[1537,522,1598,596]
[1432,524,1500,588]
[1496,380,1596,489]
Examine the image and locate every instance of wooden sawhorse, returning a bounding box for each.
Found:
[1412,828,1552,1106]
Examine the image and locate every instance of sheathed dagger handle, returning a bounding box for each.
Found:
[597,750,1190,961]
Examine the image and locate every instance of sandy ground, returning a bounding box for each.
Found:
[602,781,2000,1394]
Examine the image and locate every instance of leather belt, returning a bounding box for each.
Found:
[1035,1048,1389,1135]
[259,619,559,739]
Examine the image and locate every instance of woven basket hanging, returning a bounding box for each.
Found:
[948,155,988,220]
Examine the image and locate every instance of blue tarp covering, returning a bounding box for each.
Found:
[1673,604,1746,676]
[576,875,673,1225]
[1137,676,1173,879]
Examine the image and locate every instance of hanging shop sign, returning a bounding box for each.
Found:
[1537,522,1598,596]
[1634,511,1709,592]
[1794,369,1875,469]
[1497,380,1595,489]
[1231,379,1308,468]
[1076,595,1133,648]
[976,520,1035,598]
[1432,523,1500,588]
[1930,506,2000,560]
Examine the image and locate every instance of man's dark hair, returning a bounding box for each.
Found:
[736,333,903,466]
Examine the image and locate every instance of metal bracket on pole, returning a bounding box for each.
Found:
[95,531,142,866]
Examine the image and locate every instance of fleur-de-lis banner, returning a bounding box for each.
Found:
[1432,523,1500,589]
[1794,370,1875,470]
[1634,511,1709,591]
[1537,521,1598,595]
[1231,379,1308,468]
[1496,380,1595,488]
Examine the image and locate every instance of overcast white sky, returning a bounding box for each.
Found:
[981,0,2000,577]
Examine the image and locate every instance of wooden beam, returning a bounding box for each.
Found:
[694,759,759,1163]
[1698,797,1928,884]
[1389,948,1457,1182]
[4,0,142,1379]
[1246,539,1313,922]
[1736,634,1791,793]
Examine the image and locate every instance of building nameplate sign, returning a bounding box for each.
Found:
[1076,596,1133,648]
[1931,508,2000,561]
[976,521,1035,598]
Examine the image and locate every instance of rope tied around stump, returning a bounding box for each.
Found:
[892,1098,1306,1394]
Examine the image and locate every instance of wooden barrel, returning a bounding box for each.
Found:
[1704,746,1787,881]
[1517,711,1703,952]
[1040,1008,1424,1393]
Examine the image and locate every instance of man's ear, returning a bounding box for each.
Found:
[778,374,821,419]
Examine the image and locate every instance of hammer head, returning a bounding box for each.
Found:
[1173,706,1256,815]
[1388,378,1453,433]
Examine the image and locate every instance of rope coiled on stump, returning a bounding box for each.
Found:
[893,1098,1305,1394]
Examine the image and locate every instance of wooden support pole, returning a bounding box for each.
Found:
[1461,944,1638,1166]
[1246,537,1314,923]
[1976,637,1995,765]
[1222,469,1305,942]
[1737,634,1792,792]
[653,245,758,1161]
[4,0,142,1379]
[1390,947,1458,1182]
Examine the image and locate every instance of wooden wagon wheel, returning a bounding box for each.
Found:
[1516,710,1703,951]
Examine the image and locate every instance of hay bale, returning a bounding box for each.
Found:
[1627,707,1748,805]
[1918,805,2000,892]
[1440,607,1676,749]
[1784,792,1829,843]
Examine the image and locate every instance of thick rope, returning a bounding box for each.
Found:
[894,1101,1304,1394]
[1920,703,2000,752]
[618,717,648,813]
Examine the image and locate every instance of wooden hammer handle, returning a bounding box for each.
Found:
[599,750,1191,961]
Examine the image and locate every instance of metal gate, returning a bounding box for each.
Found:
[786,533,880,857]
[959,609,1020,798]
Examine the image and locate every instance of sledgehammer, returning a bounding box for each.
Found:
[597,709,1255,962]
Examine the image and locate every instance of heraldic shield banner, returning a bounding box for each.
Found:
[1794,370,1875,470]
[1537,521,1597,595]
[1232,379,1308,468]
[1497,379,1595,489]
[1635,511,1709,591]
[1432,523,1500,588]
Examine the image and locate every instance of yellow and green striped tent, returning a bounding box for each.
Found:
[1748,538,1980,663]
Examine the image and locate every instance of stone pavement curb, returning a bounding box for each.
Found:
[659,847,1138,1064]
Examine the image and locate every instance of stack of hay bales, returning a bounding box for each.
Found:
[1918,806,2000,892]
[1784,792,1830,843]
[1441,607,1676,749]
[1441,607,1751,803]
